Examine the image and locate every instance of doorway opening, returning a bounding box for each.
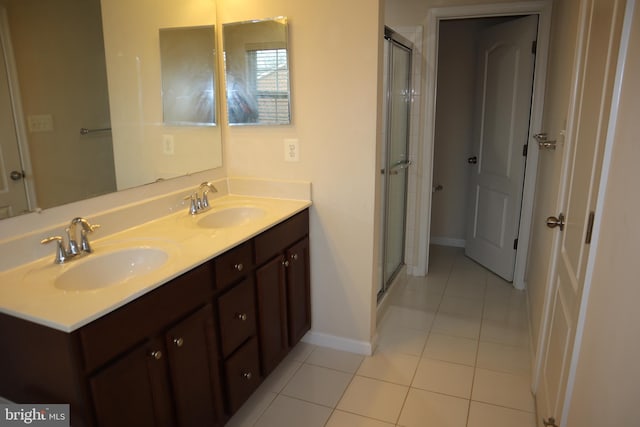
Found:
[431,15,537,282]
[411,2,552,290]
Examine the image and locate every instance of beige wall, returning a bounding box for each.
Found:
[566,3,640,424]
[5,0,116,208]
[219,0,383,348]
[100,0,223,190]
[385,0,516,27]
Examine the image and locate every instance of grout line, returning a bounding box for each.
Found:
[466,264,489,427]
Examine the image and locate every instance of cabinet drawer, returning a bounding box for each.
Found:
[255,210,309,265]
[80,263,213,373]
[217,278,256,357]
[224,337,261,413]
[214,241,253,290]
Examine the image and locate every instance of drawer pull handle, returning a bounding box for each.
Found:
[242,372,253,380]
[236,312,248,321]
[173,337,184,347]
[290,253,298,261]
[149,350,162,360]
[234,263,244,272]
[282,259,290,267]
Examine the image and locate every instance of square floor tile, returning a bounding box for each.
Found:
[305,346,364,373]
[467,401,536,427]
[472,368,535,412]
[286,341,316,362]
[357,350,420,385]
[337,376,408,424]
[325,410,395,427]
[412,358,474,398]
[381,305,435,331]
[226,387,277,427]
[432,313,481,339]
[259,357,302,394]
[476,341,531,375]
[423,333,478,366]
[397,388,469,427]
[254,395,332,427]
[480,319,529,348]
[377,323,429,356]
[281,364,352,407]
[439,296,483,319]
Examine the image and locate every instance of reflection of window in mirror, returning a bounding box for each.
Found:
[223,17,290,126]
[247,48,289,123]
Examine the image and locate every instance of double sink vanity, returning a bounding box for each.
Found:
[0,178,312,427]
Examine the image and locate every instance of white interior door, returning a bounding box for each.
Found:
[465,15,538,281]
[0,24,29,219]
[536,1,626,425]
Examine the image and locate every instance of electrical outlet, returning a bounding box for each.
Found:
[27,114,54,133]
[163,134,175,155]
[284,139,299,162]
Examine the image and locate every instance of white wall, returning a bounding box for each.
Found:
[219,0,383,351]
[566,3,640,424]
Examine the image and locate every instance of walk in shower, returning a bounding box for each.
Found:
[378,27,412,300]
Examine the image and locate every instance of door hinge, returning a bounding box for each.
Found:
[532,40,537,55]
[523,144,528,157]
[513,238,518,250]
[585,210,595,244]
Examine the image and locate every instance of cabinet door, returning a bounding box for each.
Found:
[90,338,175,427]
[165,305,225,427]
[255,256,289,375]
[286,237,311,346]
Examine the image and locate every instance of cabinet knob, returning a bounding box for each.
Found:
[149,350,162,360]
[236,312,248,321]
[242,372,253,380]
[282,259,290,267]
[234,263,244,272]
[173,337,184,347]
[290,253,298,261]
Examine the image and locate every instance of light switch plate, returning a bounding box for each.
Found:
[162,134,175,155]
[284,139,299,162]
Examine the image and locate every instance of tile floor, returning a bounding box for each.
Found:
[227,245,535,427]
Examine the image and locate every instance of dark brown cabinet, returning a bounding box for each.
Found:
[91,305,224,427]
[0,209,310,427]
[254,211,311,375]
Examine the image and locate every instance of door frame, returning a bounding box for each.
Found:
[411,1,552,290]
[0,7,37,211]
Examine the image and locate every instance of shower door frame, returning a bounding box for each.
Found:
[378,26,413,301]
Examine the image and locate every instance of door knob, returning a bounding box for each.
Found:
[546,214,565,231]
[467,156,478,164]
[10,171,24,181]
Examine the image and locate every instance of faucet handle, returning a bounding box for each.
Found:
[41,236,68,264]
[80,223,100,253]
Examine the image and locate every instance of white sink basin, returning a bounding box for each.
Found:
[197,206,265,228]
[54,247,169,291]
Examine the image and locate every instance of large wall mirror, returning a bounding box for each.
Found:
[0,0,222,220]
[223,17,291,126]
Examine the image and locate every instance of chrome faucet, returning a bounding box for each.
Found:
[41,217,100,264]
[185,182,218,215]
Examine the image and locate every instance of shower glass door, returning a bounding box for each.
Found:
[379,28,412,300]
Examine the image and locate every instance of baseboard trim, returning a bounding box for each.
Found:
[301,331,373,356]
[430,237,466,248]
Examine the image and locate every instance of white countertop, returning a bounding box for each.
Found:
[0,194,310,332]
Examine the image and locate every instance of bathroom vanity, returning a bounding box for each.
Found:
[0,195,310,427]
